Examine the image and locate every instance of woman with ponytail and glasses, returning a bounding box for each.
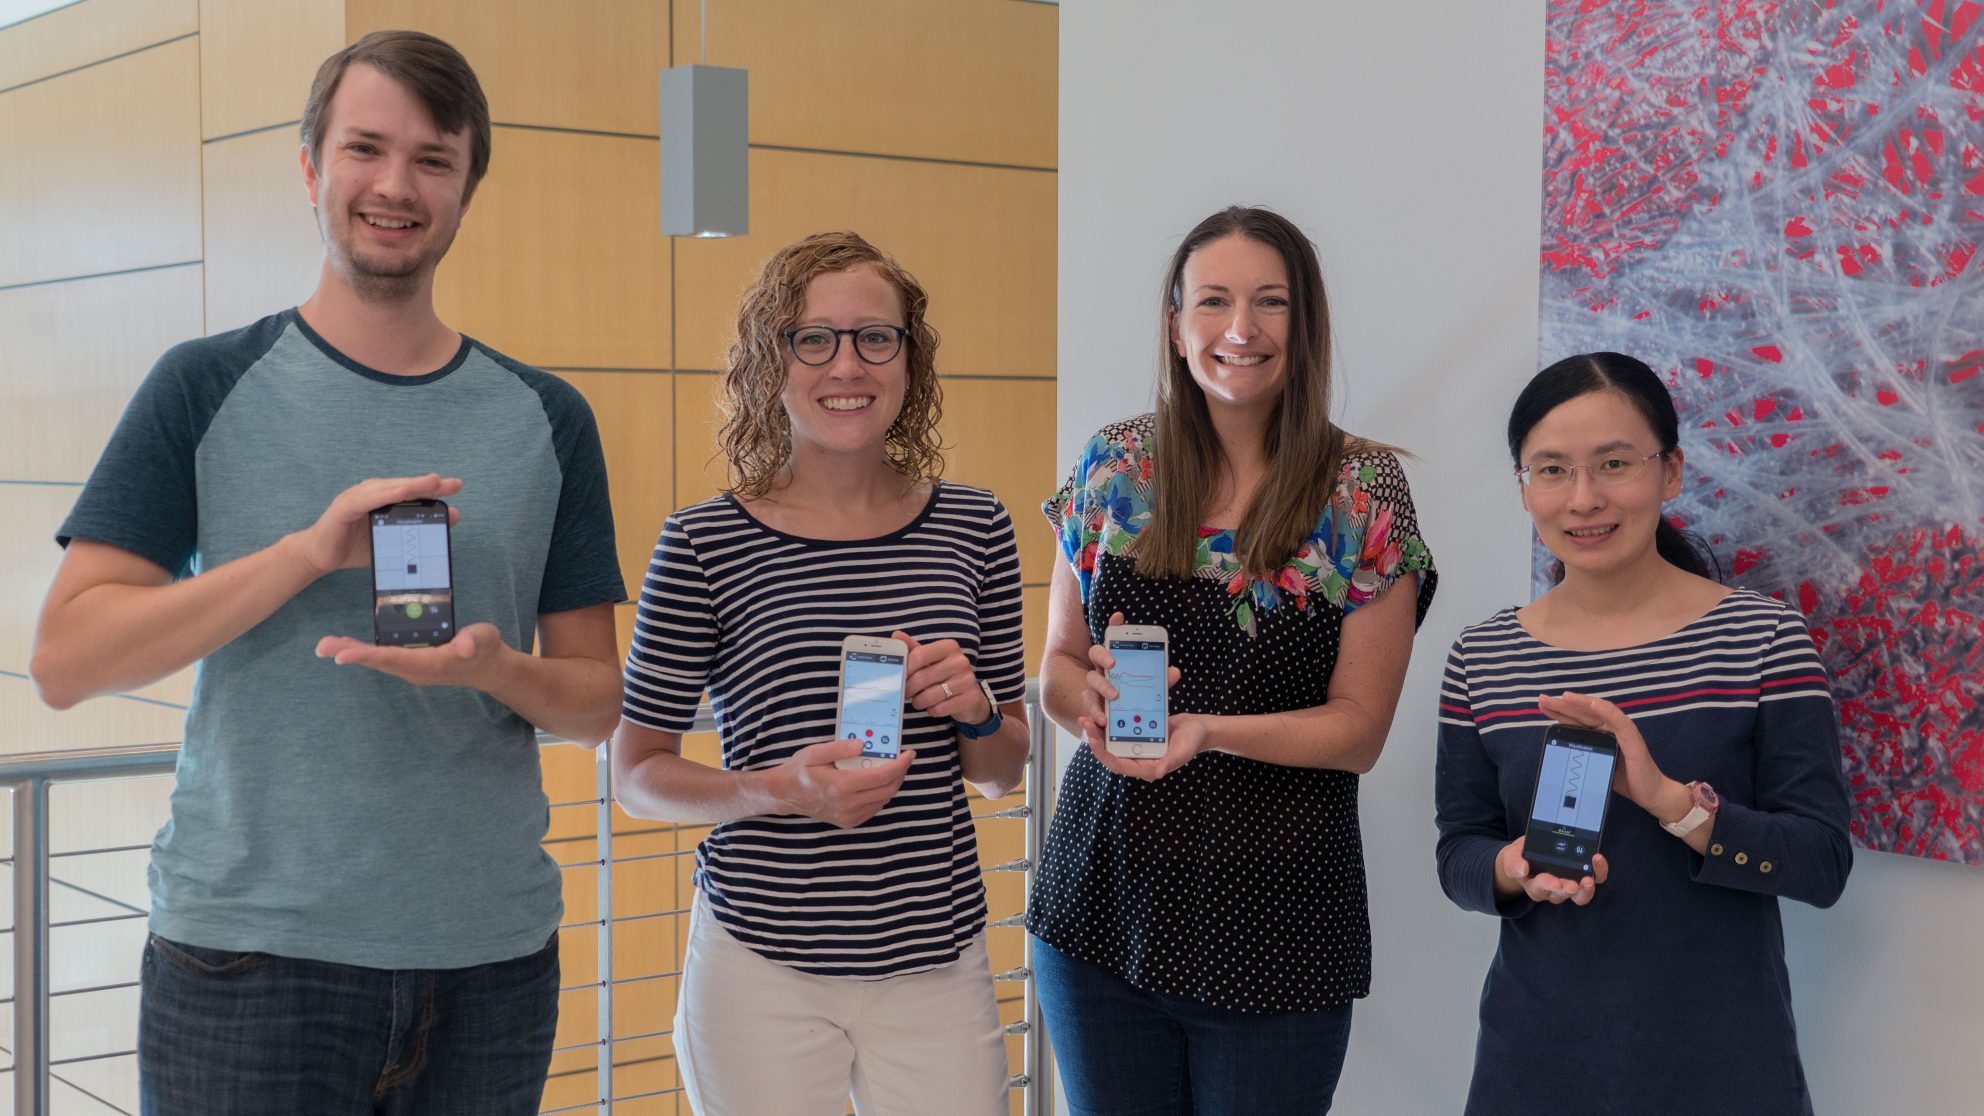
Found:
[611,232,1027,1116]
[1434,352,1852,1115]
[1030,206,1437,1114]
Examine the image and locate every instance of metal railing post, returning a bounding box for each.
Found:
[13,776,50,1116]
[595,741,614,1114]
[1021,698,1055,1116]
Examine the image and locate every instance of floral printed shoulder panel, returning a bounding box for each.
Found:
[1045,413,1435,635]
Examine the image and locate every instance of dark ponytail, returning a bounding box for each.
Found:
[1653,519,1718,581]
[1508,352,1720,582]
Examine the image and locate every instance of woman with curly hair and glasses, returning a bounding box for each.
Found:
[610,231,1028,1116]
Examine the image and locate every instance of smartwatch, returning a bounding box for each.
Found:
[1659,780,1720,838]
[954,680,1003,739]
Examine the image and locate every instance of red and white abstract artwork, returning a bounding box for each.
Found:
[1538,0,1984,862]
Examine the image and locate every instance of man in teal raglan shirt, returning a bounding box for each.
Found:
[29,31,624,1115]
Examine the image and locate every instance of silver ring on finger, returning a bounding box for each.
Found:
[941,681,955,699]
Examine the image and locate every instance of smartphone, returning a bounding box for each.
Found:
[1521,725,1620,880]
[1103,624,1169,758]
[369,499,456,647]
[833,635,909,770]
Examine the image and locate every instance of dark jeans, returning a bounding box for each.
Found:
[139,932,559,1116]
[1033,936,1354,1116]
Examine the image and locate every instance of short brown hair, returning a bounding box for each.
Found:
[717,232,946,498]
[300,30,492,201]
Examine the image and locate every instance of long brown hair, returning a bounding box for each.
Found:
[1138,206,1377,580]
[717,232,945,498]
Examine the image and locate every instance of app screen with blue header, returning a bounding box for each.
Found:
[1107,642,1167,743]
[837,651,907,759]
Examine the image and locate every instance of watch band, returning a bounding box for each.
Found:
[954,680,1003,739]
[1659,780,1720,838]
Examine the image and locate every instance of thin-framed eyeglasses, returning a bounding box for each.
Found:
[782,324,909,367]
[1515,450,1666,490]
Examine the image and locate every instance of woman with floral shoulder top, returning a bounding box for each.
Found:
[1029,206,1438,1116]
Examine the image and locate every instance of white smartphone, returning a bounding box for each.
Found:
[1103,624,1169,758]
[832,635,910,770]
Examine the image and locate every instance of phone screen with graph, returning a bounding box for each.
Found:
[1521,725,1620,879]
[1104,625,1168,758]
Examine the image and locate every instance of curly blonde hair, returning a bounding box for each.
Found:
[717,232,945,498]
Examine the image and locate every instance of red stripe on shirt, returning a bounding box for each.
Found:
[1614,686,1760,709]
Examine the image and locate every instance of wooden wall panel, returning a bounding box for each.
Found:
[0,266,204,482]
[199,0,346,141]
[539,1065,598,1115]
[674,149,1054,378]
[671,0,1055,169]
[605,1035,683,1114]
[433,129,671,370]
[671,373,726,508]
[0,0,194,93]
[0,486,192,753]
[562,372,673,595]
[346,0,664,137]
[202,129,327,335]
[615,602,638,663]
[1,677,191,755]
[1020,585,1047,675]
[940,378,1057,587]
[0,37,202,287]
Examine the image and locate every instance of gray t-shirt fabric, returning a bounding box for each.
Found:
[58,308,624,970]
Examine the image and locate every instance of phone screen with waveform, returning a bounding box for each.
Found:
[1521,729,1618,877]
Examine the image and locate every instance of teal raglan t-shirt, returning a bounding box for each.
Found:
[58,309,625,969]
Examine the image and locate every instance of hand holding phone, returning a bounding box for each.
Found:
[1497,836,1608,906]
[369,499,456,647]
[288,474,462,578]
[1102,624,1169,759]
[833,635,909,770]
[776,739,913,829]
[1519,725,1620,885]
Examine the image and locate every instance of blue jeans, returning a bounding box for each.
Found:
[1033,937,1353,1116]
[138,932,559,1116]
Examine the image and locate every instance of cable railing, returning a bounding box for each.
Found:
[0,683,1056,1116]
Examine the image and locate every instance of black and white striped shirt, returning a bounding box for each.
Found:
[622,482,1026,978]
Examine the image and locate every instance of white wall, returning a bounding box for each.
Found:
[1058,3,1984,1113]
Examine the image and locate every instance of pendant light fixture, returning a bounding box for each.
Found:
[660,0,748,238]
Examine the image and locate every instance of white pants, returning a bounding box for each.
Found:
[674,893,1010,1116]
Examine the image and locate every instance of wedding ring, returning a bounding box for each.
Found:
[941,682,955,699]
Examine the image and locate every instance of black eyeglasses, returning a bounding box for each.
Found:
[782,325,909,367]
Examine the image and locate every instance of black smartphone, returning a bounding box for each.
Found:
[368,499,455,647]
[1521,725,1620,880]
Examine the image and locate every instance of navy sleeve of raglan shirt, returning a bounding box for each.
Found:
[57,317,288,569]
[470,342,626,613]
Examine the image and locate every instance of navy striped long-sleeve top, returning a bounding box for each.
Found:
[621,482,1026,978]
[1435,588,1852,1115]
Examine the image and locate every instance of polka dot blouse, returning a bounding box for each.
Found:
[1027,414,1437,1012]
